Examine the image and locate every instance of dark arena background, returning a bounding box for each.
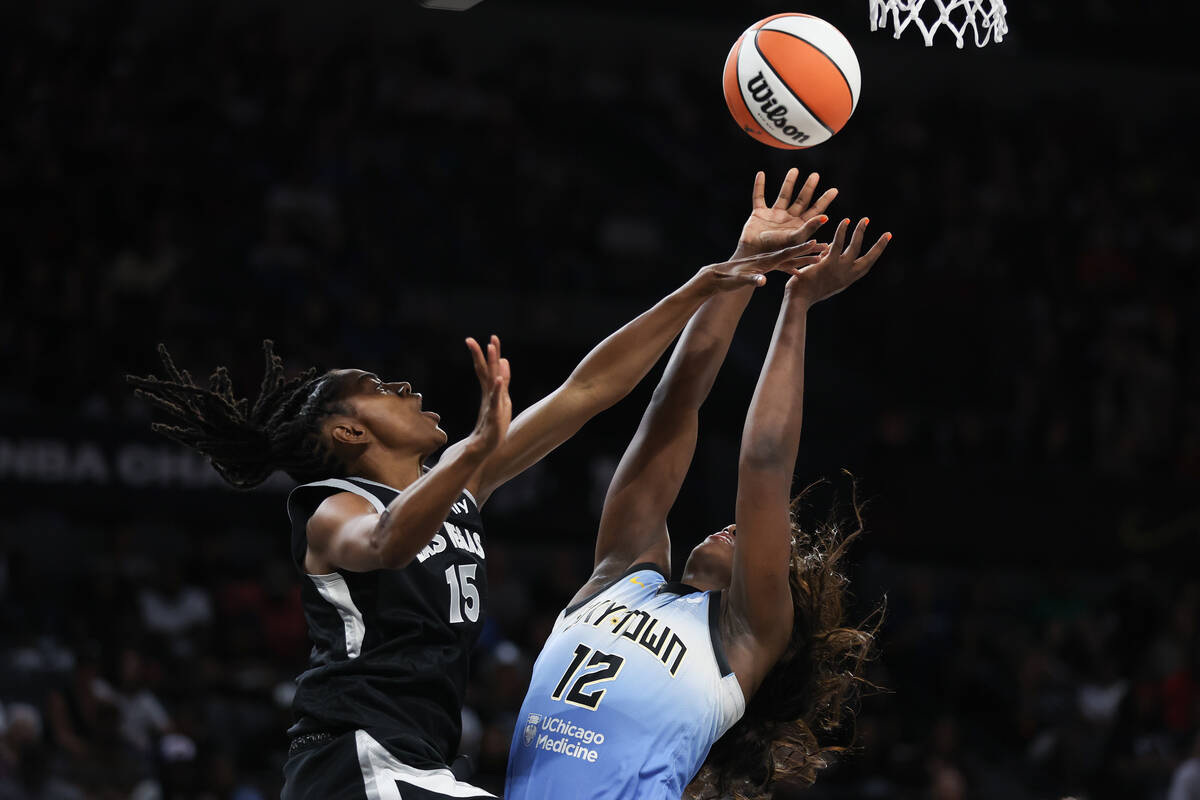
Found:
[2,0,1199,798]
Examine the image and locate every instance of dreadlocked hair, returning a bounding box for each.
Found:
[126,341,350,489]
[687,479,884,800]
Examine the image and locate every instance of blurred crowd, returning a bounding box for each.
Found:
[2,3,1197,482]
[2,0,1198,798]
[3,527,1198,799]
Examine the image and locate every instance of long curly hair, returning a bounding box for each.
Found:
[126,341,351,489]
[688,481,883,800]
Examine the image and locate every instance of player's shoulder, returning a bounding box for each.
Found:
[562,561,668,618]
[290,475,392,509]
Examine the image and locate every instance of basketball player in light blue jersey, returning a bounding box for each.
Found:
[506,170,890,800]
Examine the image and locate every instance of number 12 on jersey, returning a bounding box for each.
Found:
[551,644,625,710]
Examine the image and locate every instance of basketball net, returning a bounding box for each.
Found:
[869,0,1008,48]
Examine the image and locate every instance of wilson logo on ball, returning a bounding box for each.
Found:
[744,71,811,144]
[723,13,862,149]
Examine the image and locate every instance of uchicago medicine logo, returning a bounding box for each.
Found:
[523,713,542,747]
[523,713,606,763]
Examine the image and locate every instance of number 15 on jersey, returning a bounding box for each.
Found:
[445,564,480,623]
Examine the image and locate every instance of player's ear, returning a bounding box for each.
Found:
[330,421,369,446]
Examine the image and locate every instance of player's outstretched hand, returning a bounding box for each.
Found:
[735,168,840,258]
[704,219,828,292]
[786,217,891,307]
[465,335,511,455]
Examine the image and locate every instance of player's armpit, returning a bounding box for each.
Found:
[565,549,670,612]
[305,491,387,574]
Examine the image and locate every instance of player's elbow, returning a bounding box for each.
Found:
[738,440,792,472]
[371,527,415,570]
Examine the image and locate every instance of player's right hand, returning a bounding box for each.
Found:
[465,335,511,455]
[703,220,828,292]
[734,168,839,259]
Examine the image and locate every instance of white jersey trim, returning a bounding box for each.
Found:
[303,478,387,513]
[308,572,366,659]
[344,476,404,495]
[326,475,477,511]
[717,672,747,737]
[355,730,496,798]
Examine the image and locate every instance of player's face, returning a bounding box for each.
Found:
[681,524,736,591]
[337,369,448,454]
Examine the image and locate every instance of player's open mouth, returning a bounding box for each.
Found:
[714,531,734,545]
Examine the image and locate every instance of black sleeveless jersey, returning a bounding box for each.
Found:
[285,476,488,769]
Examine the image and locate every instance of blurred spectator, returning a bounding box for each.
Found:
[1169,733,1200,800]
[137,562,213,661]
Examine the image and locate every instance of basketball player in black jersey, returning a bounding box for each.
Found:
[128,202,826,799]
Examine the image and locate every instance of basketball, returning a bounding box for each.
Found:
[723,13,862,149]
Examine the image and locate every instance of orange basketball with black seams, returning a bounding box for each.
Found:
[723,13,862,149]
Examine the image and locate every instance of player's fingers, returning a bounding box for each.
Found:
[788,171,820,215]
[500,357,511,384]
[488,375,503,410]
[790,239,825,256]
[769,237,825,263]
[785,255,824,274]
[794,253,825,266]
[830,217,851,253]
[797,213,829,240]
[773,167,800,209]
[854,232,893,271]
[751,171,766,209]
[805,187,838,219]
[466,338,489,381]
[486,341,499,380]
[844,217,869,260]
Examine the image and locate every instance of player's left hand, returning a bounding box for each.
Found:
[786,217,891,307]
[734,168,839,258]
[465,335,512,456]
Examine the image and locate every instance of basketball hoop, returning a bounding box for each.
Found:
[869,0,1008,48]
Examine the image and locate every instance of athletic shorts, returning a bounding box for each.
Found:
[281,729,498,800]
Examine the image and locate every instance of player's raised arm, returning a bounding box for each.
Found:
[306,337,511,572]
[724,218,890,696]
[586,170,833,585]
[467,232,828,506]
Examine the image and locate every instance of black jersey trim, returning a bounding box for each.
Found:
[707,590,734,677]
[561,561,669,617]
[655,580,703,597]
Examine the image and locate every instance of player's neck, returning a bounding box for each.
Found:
[351,450,425,491]
[679,568,724,593]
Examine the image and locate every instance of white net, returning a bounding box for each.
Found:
[869,0,1009,48]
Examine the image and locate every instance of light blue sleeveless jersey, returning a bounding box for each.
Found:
[505,565,745,800]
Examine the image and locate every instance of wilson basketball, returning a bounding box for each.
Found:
[723,13,862,149]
